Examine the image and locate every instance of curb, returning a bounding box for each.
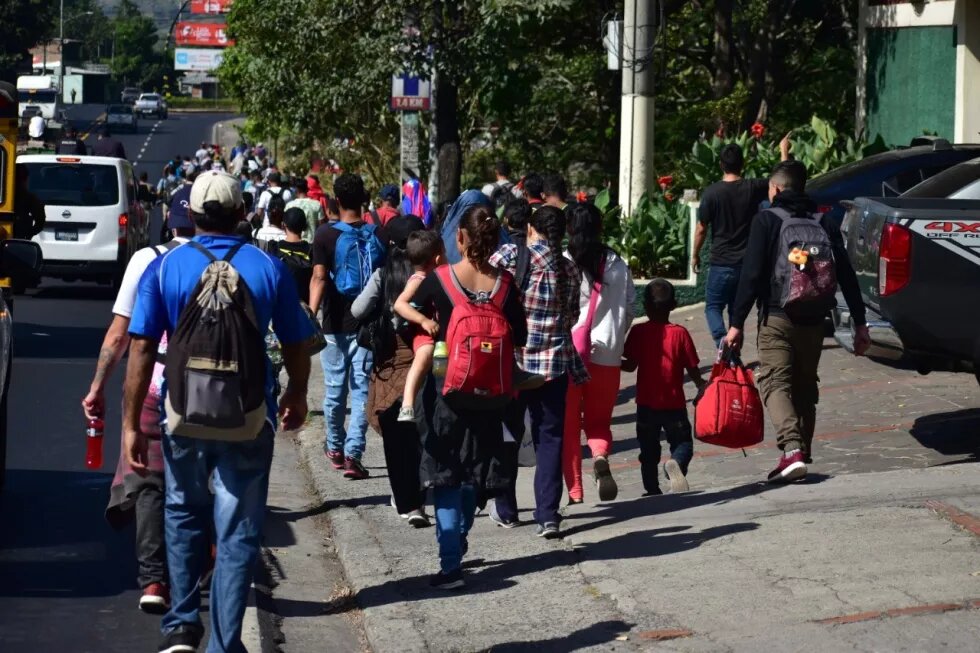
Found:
[294,360,426,652]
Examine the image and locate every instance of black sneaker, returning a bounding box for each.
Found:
[642,487,664,497]
[536,522,560,539]
[592,456,619,502]
[158,624,203,653]
[429,568,465,590]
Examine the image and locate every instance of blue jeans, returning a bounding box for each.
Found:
[161,424,274,653]
[704,264,742,345]
[433,484,477,573]
[321,332,372,459]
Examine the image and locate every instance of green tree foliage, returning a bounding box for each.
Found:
[220,1,861,199]
[110,0,160,85]
[0,0,57,79]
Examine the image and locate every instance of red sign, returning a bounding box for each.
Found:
[189,0,232,14]
[391,97,430,111]
[175,22,234,48]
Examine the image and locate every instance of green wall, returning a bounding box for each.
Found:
[866,26,956,146]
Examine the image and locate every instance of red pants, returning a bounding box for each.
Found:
[562,363,621,501]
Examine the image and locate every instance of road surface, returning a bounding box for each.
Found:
[0,110,236,653]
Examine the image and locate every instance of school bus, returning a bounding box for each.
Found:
[0,81,44,490]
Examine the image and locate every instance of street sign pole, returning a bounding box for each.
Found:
[401,111,420,183]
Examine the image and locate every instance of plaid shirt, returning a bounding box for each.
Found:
[491,242,589,384]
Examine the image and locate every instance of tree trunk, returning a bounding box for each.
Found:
[711,0,735,99]
[432,0,461,205]
[742,5,776,129]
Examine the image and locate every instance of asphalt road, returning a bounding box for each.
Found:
[0,109,236,653]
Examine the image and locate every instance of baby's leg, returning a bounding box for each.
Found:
[399,343,434,421]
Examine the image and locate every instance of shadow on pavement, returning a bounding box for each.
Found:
[13,321,108,359]
[486,619,634,652]
[0,469,137,598]
[911,408,980,460]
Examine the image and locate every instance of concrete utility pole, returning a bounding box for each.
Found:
[618,0,656,217]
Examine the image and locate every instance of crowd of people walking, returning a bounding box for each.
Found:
[81,141,872,652]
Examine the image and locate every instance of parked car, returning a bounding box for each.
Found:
[902,157,980,199]
[120,87,141,104]
[134,93,168,119]
[15,154,150,288]
[106,104,137,134]
[807,139,980,226]
[833,196,980,385]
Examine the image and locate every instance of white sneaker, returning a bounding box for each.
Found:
[397,406,415,422]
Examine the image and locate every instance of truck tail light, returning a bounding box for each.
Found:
[879,223,911,296]
[118,213,128,241]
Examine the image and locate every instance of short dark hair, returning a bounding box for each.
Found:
[643,278,677,316]
[770,160,808,193]
[406,230,443,266]
[719,143,745,175]
[294,177,308,194]
[333,173,366,211]
[268,171,282,184]
[192,201,243,234]
[503,198,532,233]
[523,172,544,200]
[542,173,567,199]
[243,191,254,210]
[283,207,307,235]
[494,160,511,178]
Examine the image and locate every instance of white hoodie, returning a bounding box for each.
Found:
[566,250,635,367]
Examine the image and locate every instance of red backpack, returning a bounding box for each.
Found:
[435,265,515,407]
[694,351,764,449]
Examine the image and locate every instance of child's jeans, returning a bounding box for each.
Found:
[636,407,694,493]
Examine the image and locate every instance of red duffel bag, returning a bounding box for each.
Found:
[694,351,764,448]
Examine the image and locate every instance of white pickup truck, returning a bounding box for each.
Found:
[134,93,168,119]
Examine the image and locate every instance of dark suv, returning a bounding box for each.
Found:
[808,139,980,225]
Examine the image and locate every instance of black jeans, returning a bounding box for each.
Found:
[378,405,425,515]
[636,407,694,494]
[525,376,569,525]
[491,393,529,523]
[135,482,167,588]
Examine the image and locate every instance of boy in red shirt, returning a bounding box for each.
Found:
[623,279,706,495]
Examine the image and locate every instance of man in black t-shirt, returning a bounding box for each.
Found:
[692,137,790,344]
[309,173,381,480]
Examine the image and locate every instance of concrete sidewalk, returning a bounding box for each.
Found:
[291,305,980,651]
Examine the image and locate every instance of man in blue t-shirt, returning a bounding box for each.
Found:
[123,170,314,653]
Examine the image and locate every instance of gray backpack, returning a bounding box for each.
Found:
[769,207,838,320]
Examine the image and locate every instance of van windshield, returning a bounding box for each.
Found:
[21,162,119,207]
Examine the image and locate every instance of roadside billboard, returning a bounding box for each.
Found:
[175,22,234,47]
[189,0,232,14]
[174,48,225,72]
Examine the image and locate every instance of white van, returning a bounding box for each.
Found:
[16,154,150,286]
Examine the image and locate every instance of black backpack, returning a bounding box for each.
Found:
[268,240,313,297]
[490,181,515,212]
[355,271,397,374]
[164,241,268,441]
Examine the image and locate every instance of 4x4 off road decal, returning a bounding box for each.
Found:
[905,219,980,265]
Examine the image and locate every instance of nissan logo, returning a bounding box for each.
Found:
[62,210,72,219]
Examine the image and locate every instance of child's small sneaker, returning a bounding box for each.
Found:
[343,457,370,480]
[429,568,465,590]
[664,459,689,493]
[325,450,344,470]
[397,406,415,422]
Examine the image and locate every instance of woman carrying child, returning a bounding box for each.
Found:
[411,205,527,588]
[490,205,587,538]
[351,216,431,527]
[562,202,634,504]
